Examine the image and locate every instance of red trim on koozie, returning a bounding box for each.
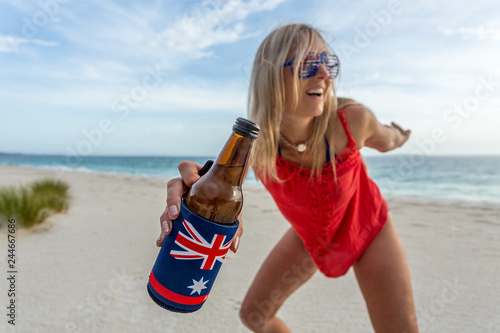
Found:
[149,270,209,305]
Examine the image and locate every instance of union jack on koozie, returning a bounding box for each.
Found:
[170,220,233,270]
[148,201,239,313]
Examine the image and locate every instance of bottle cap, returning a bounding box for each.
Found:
[233,117,260,139]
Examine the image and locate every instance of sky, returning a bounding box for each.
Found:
[1,0,499,157]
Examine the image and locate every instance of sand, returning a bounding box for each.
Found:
[0,164,499,332]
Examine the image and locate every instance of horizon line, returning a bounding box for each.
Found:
[1,152,500,158]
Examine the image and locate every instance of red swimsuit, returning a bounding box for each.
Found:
[260,107,388,277]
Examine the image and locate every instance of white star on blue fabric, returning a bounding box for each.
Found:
[187,277,209,295]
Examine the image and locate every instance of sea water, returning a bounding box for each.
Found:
[1,154,499,203]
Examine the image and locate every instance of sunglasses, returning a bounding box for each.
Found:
[283,52,339,79]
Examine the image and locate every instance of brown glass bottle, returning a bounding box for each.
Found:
[185,117,259,225]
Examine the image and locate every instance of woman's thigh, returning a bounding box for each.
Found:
[353,213,419,332]
[240,227,318,328]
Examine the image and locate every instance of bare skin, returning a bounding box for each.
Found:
[239,214,418,333]
[353,214,419,332]
[157,43,417,332]
[239,227,316,332]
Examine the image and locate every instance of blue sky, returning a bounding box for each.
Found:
[1,0,499,157]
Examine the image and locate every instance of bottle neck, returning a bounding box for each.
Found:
[211,132,253,185]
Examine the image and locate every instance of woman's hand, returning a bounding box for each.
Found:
[358,103,411,152]
[156,160,243,253]
[385,122,411,149]
[156,161,200,247]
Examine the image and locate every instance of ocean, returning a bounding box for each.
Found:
[1,154,499,203]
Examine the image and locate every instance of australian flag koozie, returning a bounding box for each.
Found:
[148,199,239,313]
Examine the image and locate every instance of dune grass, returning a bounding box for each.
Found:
[0,178,70,228]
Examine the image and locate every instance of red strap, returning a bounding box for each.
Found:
[337,107,356,146]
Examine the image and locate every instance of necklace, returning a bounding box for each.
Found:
[279,133,313,153]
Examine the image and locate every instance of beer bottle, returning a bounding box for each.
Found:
[185,117,260,225]
[148,117,259,313]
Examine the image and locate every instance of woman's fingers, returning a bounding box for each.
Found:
[157,161,204,247]
[230,214,244,253]
[391,122,411,136]
[166,177,185,220]
[178,161,204,187]
[391,122,403,131]
[156,213,171,247]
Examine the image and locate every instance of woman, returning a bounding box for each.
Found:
[158,24,418,332]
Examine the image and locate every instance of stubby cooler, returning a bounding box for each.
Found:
[148,200,239,313]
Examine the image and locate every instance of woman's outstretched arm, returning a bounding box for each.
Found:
[354,105,411,152]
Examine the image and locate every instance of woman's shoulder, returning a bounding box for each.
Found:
[341,103,369,120]
[338,103,372,149]
[336,98,370,126]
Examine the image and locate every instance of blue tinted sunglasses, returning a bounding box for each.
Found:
[284,52,339,79]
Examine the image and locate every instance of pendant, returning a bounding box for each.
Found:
[297,144,307,152]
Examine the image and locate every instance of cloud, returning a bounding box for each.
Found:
[0,35,58,53]
[18,0,289,86]
[148,0,288,58]
[0,73,248,115]
[0,35,26,52]
[32,39,58,46]
[158,124,183,133]
[45,0,287,62]
[140,81,248,113]
[439,24,500,41]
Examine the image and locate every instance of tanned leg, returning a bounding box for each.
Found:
[353,213,419,332]
[240,227,318,333]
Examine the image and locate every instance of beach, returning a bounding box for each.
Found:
[0,164,499,332]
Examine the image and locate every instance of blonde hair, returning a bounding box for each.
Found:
[248,23,357,182]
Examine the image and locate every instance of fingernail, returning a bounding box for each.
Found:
[162,220,170,234]
[169,205,179,218]
[157,234,162,242]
